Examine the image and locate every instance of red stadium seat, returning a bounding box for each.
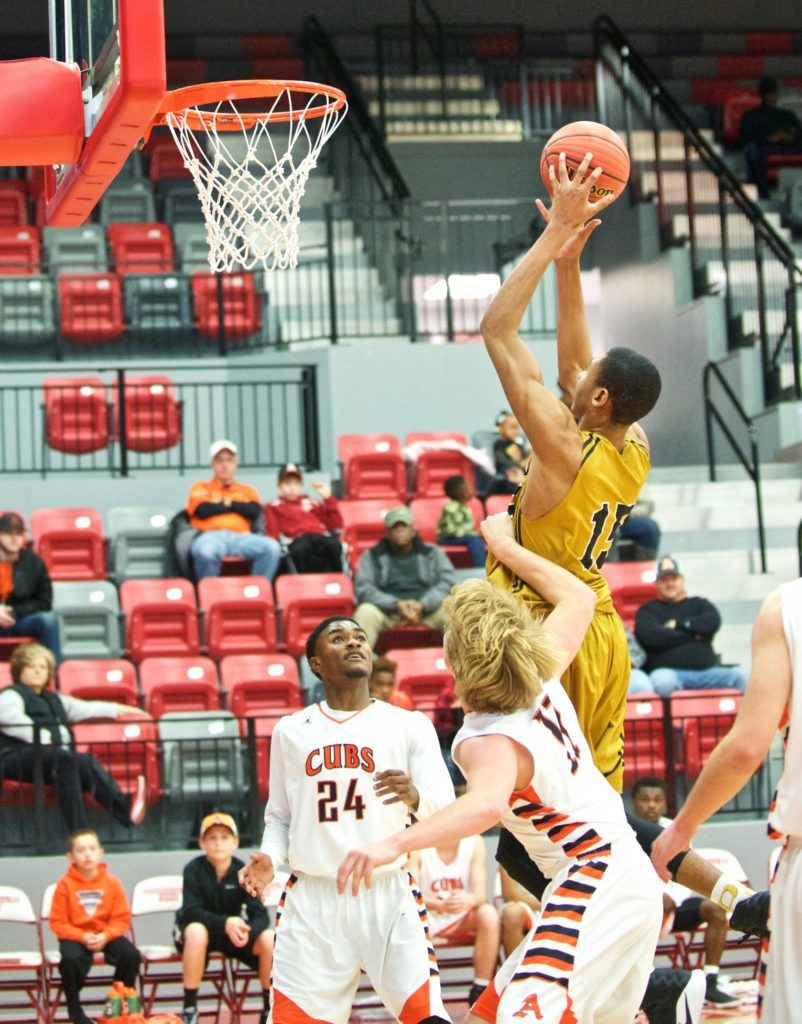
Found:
[472,30,521,60]
[0,663,11,686]
[138,656,220,717]
[0,637,34,663]
[251,58,305,79]
[119,579,200,662]
[670,691,742,780]
[198,576,278,659]
[339,434,407,501]
[0,225,39,273]
[192,272,261,340]
[113,374,182,453]
[383,646,453,710]
[0,180,28,226]
[251,711,294,801]
[241,34,296,57]
[375,625,444,655]
[623,694,667,790]
[722,91,761,144]
[339,499,393,573]
[746,31,792,54]
[58,274,125,344]
[409,496,484,567]
[30,507,106,581]
[484,494,514,516]
[165,59,208,86]
[146,134,193,181]
[602,561,656,631]
[42,377,110,455]
[274,574,355,659]
[405,432,473,498]
[108,222,174,275]
[221,654,302,717]
[717,55,764,78]
[73,716,161,802]
[58,659,139,705]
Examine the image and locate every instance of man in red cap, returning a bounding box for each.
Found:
[265,463,344,573]
[0,512,61,661]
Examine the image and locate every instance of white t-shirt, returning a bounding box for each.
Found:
[260,699,455,878]
[418,836,480,935]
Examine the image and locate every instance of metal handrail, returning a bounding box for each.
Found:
[703,360,767,573]
[594,14,802,406]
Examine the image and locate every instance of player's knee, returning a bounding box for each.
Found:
[701,899,727,926]
[254,929,274,955]
[476,902,500,929]
[501,901,525,930]
[182,922,209,949]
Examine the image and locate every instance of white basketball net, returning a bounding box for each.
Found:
[164,86,347,273]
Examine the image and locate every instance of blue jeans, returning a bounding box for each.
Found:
[649,665,748,698]
[191,530,281,582]
[439,534,486,568]
[0,610,62,663]
[627,667,654,694]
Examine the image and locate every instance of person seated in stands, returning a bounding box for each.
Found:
[368,655,413,710]
[187,440,281,583]
[489,410,529,495]
[633,555,748,697]
[175,812,274,1024]
[631,776,738,1006]
[437,475,486,568]
[738,76,802,198]
[498,866,541,958]
[264,463,343,573]
[617,498,661,561]
[0,643,148,833]
[50,828,141,1024]
[0,511,62,662]
[408,834,501,1007]
[353,506,455,650]
[626,623,653,694]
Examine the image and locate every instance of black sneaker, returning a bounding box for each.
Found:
[640,968,705,1024]
[704,979,739,1005]
[729,889,770,939]
[181,1009,199,1024]
[467,982,487,1007]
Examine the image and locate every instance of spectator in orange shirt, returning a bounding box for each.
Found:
[368,656,413,710]
[50,828,140,1024]
[264,463,344,573]
[187,440,281,582]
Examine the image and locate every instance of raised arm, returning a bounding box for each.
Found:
[480,513,596,675]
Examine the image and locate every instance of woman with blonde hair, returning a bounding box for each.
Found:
[339,513,662,1024]
[0,642,149,832]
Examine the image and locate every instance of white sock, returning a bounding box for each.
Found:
[473,978,490,987]
[710,874,753,913]
[705,965,719,978]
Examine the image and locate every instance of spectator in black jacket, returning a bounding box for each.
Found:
[175,812,274,1024]
[0,512,62,661]
[634,556,747,697]
[738,76,802,198]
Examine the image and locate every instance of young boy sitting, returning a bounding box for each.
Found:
[437,475,486,567]
[175,812,274,1024]
[49,828,141,1024]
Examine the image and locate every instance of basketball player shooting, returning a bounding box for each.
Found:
[238,616,455,1024]
[338,513,664,1024]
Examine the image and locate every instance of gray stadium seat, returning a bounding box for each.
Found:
[0,276,55,343]
[173,222,211,273]
[158,711,245,802]
[52,580,123,659]
[122,274,193,334]
[43,225,108,273]
[159,179,204,223]
[116,150,145,180]
[98,180,157,224]
[108,506,173,581]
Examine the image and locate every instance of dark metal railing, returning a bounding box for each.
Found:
[0,363,320,477]
[594,14,802,407]
[703,361,767,573]
[797,517,802,577]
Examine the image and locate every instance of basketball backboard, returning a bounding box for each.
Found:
[45,0,166,225]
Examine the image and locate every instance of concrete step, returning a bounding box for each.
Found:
[387,120,523,141]
[357,73,485,92]
[368,98,501,118]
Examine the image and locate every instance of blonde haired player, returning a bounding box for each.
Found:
[652,579,802,1021]
[339,514,665,1023]
[238,615,455,1024]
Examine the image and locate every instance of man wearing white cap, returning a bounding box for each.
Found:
[186,440,281,582]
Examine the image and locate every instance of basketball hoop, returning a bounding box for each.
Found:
[151,80,347,273]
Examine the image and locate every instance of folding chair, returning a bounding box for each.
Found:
[228,871,288,1023]
[0,885,48,1023]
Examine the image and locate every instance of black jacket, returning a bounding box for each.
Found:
[6,549,52,619]
[176,854,270,935]
[634,596,721,672]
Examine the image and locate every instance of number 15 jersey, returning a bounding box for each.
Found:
[260,699,455,878]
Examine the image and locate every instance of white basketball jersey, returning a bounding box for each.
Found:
[419,836,479,935]
[453,679,635,879]
[260,699,455,878]
[769,578,802,839]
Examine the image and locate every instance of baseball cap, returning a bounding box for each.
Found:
[384,506,414,528]
[655,555,682,580]
[199,812,238,839]
[278,462,303,482]
[209,439,237,460]
[0,512,25,534]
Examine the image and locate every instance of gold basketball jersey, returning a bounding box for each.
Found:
[487,431,650,613]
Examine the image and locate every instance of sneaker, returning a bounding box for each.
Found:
[729,889,770,939]
[640,968,705,1024]
[129,774,147,826]
[259,1011,269,1024]
[467,982,487,1007]
[181,1009,199,1024]
[704,978,739,1005]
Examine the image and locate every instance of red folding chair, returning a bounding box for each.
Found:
[383,646,453,712]
[339,499,393,573]
[108,222,174,274]
[602,561,656,631]
[409,496,484,567]
[198,576,278,659]
[338,434,406,501]
[405,431,474,498]
[274,574,355,658]
[119,579,200,662]
[30,507,106,580]
[220,653,302,717]
[42,378,110,456]
[138,656,220,717]
[57,659,139,706]
[0,885,48,1024]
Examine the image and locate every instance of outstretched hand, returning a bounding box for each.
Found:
[238,852,275,900]
[539,151,616,254]
[534,198,601,262]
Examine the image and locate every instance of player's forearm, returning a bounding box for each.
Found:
[555,259,592,397]
[384,791,506,858]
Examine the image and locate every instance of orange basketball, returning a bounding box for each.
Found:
[539,121,630,203]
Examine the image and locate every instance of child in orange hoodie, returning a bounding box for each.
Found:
[49,828,140,1024]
